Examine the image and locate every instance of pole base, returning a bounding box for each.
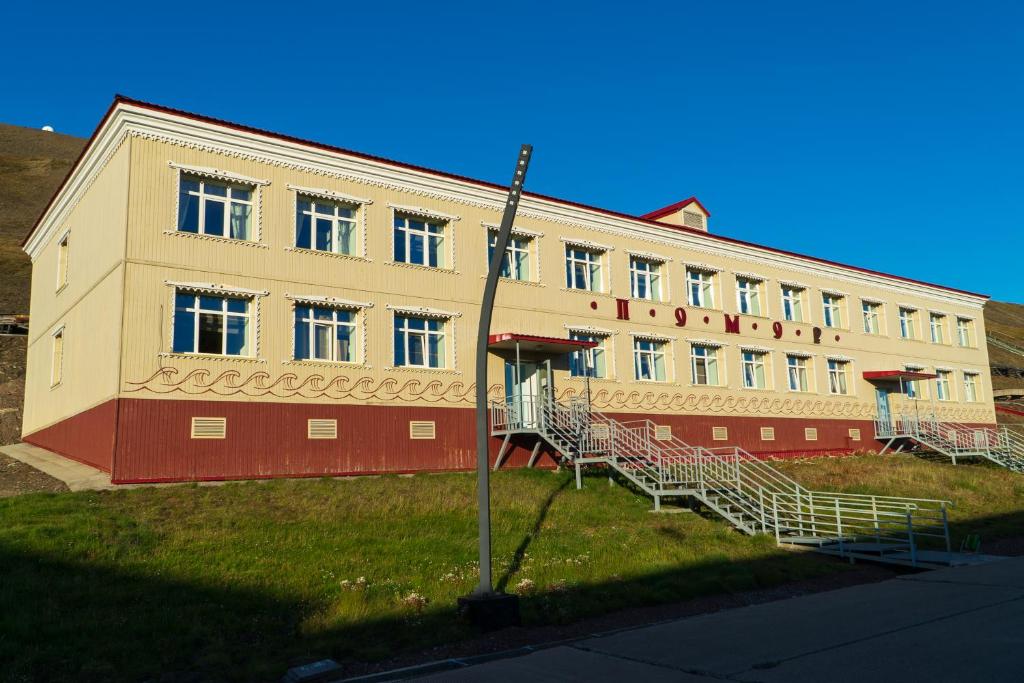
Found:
[457,591,521,631]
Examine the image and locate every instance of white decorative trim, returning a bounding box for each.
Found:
[896,303,920,311]
[904,364,926,370]
[284,246,371,263]
[162,229,269,248]
[928,309,951,317]
[825,354,854,362]
[388,202,461,222]
[738,344,773,353]
[783,349,816,357]
[934,366,955,372]
[859,296,886,305]
[164,280,269,297]
[386,304,462,319]
[564,324,619,336]
[626,248,670,263]
[168,161,270,185]
[286,183,373,205]
[961,368,983,375]
[686,337,727,347]
[778,280,809,289]
[682,261,723,273]
[820,287,849,297]
[733,271,767,282]
[561,236,614,252]
[630,331,675,341]
[285,294,374,309]
[481,221,544,238]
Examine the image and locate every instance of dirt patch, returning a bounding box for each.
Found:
[0,451,67,497]
[0,335,26,446]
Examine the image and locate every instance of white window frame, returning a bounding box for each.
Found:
[173,290,254,357]
[488,231,532,281]
[741,350,769,390]
[565,246,604,292]
[50,326,64,387]
[822,293,844,329]
[633,337,669,383]
[898,307,917,339]
[827,359,851,395]
[861,300,882,335]
[956,317,974,347]
[629,256,662,301]
[394,313,448,369]
[293,304,360,364]
[963,372,979,402]
[736,277,763,316]
[929,313,946,344]
[569,332,610,379]
[177,173,256,241]
[393,213,448,268]
[935,369,953,401]
[295,194,360,256]
[786,354,811,392]
[686,268,715,308]
[56,230,70,292]
[690,343,721,386]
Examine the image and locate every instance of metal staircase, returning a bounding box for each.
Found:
[876,414,1024,472]
[491,395,957,568]
[988,332,1024,360]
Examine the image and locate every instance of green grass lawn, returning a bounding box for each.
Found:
[1,455,1022,682]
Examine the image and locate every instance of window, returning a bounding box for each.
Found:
[690,344,720,386]
[173,292,251,356]
[898,307,917,339]
[862,301,881,334]
[569,333,608,379]
[56,232,69,290]
[822,293,843,328]
[741,350,768,389]
[630,257,662,300]
[177,175,253,240]
[294,305,358,363]
[929,313,946,344]
[686,269,714,308]
[296,196,357,255]
[904,366,924,399]
[565,247,602,291]
[781,285,804,322]
[827,359,850,395]
[956,317,974,347]
[633,338,667,382]
[488,232,531,281]
[394,314,445,369]
[936,369,952,401]
[394,214,446,267]
[736,277,762,316]
[963,372,979,402]
[51,328,64,386]
[786,355,810,392]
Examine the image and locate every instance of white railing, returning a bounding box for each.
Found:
[877,412,1024,471]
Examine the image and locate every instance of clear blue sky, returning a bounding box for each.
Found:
[3,1,1021,301]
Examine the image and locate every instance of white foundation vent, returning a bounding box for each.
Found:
[191,417,226,439]
[849,428,862,441]
[805,427,819,441]
[712,426,729,441]
[760,427,775,441]
[409,421,436,440]
[308,419,338,439]
[655,425,673,441]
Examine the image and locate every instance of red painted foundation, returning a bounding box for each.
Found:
[24,397,1000,484]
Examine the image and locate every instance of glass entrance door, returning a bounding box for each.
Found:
[875,387,892,428]
[505,360,539,428]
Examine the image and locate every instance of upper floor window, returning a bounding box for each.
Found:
[630,257,662,301]
[569,333,608,379]
[899,307,917,339]
[736,277,763,316]
[488,232,531,281]
[786,355,810,392]
[686,269,715,308]
[296,197,357,255]
[827,359,850,395]
[633,338,667,382]
[565,246,603,291]
[394,314,446,368]
[741,350,768,389]
[173,292,251,356]
[294,305,358,363]
[862,301,881,334]
[781,285,805,322]
[394,214,446,268]
[963,372,979,402]
[956,317,974,347]
[690,344,720,386]
[51,327,64,387]
[822,293,843,328]
[178,175,253,240]
[935,369,952,401]
[56,232,69,291]
[929,313,946,344]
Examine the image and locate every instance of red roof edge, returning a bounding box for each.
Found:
[641,196,711,221]
[863,370,938,381]
[22,95,988,301]
[488,333,598,349]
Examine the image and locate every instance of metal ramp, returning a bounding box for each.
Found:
[490,395,961,569]
[876,414,1024,473]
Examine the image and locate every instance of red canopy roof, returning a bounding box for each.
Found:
[488,333,596,354]
[863,370,938,381]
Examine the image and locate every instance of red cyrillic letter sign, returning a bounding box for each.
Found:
[616,298,630,320]
[724,314,741,334]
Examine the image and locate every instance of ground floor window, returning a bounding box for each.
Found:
[690,344,719,386]
[827,359,850,395]
[294,305,357,363]
[569,333,608,378]
[936,369,952,401]
[963,372,979,402]
[394,314,445,368]
[741,351,768,389]
[787,355,809,392]
[173,292,251,356]
[633,338,667,382]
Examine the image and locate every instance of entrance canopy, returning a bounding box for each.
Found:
[863,370,938,381]
[488,333,596,355]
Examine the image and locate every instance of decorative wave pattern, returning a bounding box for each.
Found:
[125,367,503,403]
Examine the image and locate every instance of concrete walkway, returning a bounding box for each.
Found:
[412,556,1024,682]
[0,442,115,491]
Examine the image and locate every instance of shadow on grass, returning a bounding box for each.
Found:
[3,483,1022,683]
[495,476,572,593]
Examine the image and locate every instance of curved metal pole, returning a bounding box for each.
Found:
[474,144,533,596]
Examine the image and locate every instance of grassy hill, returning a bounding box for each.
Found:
[0,121,1021,445]
[0,124,85,444]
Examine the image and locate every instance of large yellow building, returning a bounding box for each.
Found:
[21,97,995,483]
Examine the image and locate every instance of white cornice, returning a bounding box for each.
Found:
[169,161,270,185]
[285,294,374,309]
[386,304,461,319]
[287,184,373,206]
[563,323,618,336]
[24,102,989,310]
[481,221,544,238]
[561,236,614,252]
[164,280,269,297]
[388,203,460,223]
